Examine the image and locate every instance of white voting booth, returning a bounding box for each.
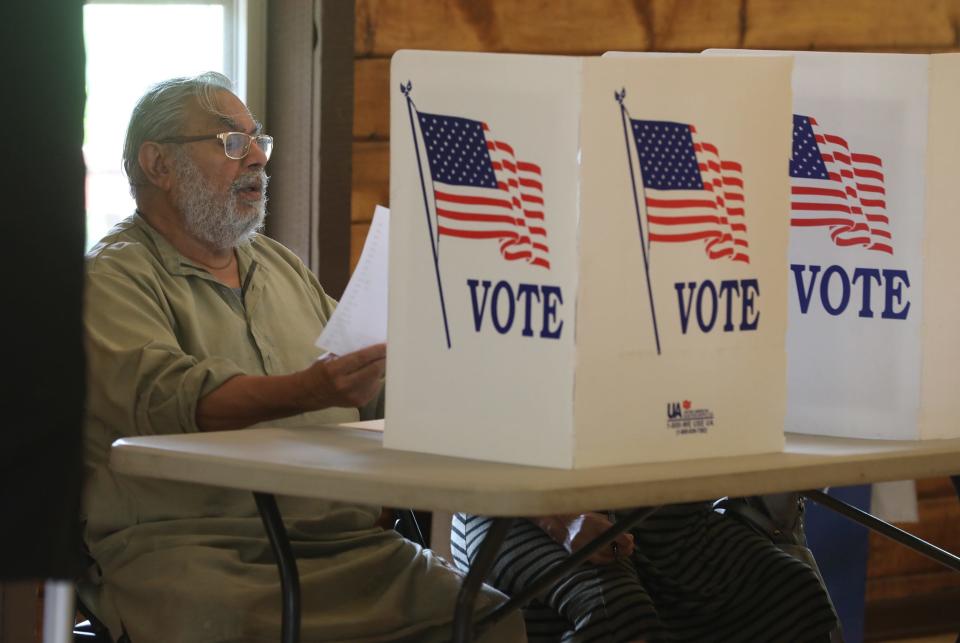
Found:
[384,50,793,468]
[699,50,960,441]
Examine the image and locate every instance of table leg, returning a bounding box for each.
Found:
[475,506,660,635]
[802,488,960,572]
[42,580,74,643]
[254,492,301,643]
[453,517,514,643]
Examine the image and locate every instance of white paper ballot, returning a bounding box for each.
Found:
[315,205,389,355]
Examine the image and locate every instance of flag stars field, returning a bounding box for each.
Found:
[627,117,749,263]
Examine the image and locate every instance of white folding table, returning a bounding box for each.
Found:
[110,421,960,642]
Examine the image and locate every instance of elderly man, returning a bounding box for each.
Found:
[83,72,525,643]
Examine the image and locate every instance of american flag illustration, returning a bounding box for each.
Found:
[629,119,749,263]
[789,115,892,254]
[418,111,550,269]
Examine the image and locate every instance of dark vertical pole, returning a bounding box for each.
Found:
[2,0,86,582]
[313,0,355,298]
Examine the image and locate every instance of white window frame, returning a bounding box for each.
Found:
[227,0,268,122]
[84,0,267,120]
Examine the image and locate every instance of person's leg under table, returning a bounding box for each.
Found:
[452,508,661,643]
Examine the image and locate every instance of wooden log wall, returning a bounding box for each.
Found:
[351,1,960,637]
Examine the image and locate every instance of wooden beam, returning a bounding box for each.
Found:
[354,58,390,140]
[315,0,355,297]
[351,141,388,225]
[356,0,653,55]
[745,0,956,49]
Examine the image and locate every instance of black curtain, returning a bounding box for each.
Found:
[1,0,86,579]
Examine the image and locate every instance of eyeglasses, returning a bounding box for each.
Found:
[155,131,274,161]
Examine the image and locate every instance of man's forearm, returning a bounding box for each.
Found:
[194,343,387,431]
[195,372,318,431]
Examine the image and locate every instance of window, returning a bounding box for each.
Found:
[83,0,265,250]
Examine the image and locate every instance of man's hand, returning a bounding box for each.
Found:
[304,343,386,409]
[535,513,635,565]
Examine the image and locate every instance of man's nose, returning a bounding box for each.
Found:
[244,139,269,167]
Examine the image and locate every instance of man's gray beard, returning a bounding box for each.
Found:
[173,149,268,250]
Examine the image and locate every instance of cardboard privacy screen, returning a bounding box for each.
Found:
[704,50,960,441]
[385,50,793,468]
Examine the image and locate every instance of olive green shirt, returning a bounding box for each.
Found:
[82,214,502,642]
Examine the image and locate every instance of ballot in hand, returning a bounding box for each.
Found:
[308,343,386,409]
[315,206,389,356]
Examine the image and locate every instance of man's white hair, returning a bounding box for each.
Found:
[122,71,235,197]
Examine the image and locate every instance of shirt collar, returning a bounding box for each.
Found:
[132,211,258,281]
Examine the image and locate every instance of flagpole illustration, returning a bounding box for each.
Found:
[616,89,661,355]
[402,81,452,349]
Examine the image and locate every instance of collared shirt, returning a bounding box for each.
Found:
[83,213,371,547]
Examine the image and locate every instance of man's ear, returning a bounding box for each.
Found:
[138,142,175,191]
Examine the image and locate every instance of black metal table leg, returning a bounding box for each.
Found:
[802,488,960,572]
[452,517,514,643]
[475,506,660,635]
[254,492,301,643]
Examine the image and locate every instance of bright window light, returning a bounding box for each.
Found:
[84,3,227,250]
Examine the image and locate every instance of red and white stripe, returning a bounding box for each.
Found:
[791,117,892,255]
